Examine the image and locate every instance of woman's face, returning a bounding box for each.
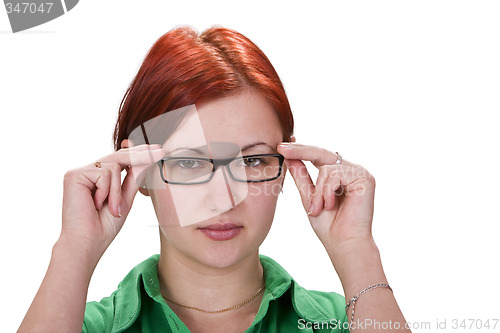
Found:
[147,89,286,268]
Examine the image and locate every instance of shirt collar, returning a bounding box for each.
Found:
[258,255,336,323]
[112,254,338,330]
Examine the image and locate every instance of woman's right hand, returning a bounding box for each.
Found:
[59,144,166,260]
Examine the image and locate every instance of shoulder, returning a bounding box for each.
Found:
[83,254,161,333]
[291,281,347,323]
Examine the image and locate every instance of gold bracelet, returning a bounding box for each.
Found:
[345,283,393,322]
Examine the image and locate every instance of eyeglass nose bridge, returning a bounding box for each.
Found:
[211,157,238,170]
[210,157,246,183]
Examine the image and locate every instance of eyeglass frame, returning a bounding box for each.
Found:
[157,153,285,185]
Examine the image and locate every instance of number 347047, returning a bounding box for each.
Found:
[452,319,499,330]
[5,2,54,14]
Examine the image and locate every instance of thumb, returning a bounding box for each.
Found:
[284,159,315,209]
[120,168,141,215]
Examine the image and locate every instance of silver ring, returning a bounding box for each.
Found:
[335,152,342,165]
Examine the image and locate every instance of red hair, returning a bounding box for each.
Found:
[113,26,294,151]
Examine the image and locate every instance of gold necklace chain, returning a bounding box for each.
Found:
[162,284,265,313]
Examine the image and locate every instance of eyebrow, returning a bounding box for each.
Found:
[168,147,208,155]
[167,142,274,155]
[241,142,274,152]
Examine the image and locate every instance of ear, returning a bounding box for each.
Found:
[139,186,150,196]
[279,135,295,189]
[280,172,286,189]
[283,134,295,179]
[121,139,134,149]
[281,162,288,180]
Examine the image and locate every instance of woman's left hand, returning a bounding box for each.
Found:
[277,142,376,251]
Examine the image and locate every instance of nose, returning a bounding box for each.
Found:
[205,166,246,212]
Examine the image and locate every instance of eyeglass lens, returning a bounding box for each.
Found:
[161,155,282,184]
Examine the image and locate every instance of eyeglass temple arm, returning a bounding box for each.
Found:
[140,124,156,164]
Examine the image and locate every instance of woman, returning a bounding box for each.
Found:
[19,26,409,332]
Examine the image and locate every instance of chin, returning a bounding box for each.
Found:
[196,245,250,269]
[160,223,266,270]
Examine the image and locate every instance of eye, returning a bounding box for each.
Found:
[177,159,201,169]
[242,157,263,167]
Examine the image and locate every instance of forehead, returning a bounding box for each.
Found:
[164,90,282,150]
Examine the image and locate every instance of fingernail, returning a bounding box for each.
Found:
[307,203,314,216]
[118,202,125,217]
[306,197,313,215]
[278,143,292,149]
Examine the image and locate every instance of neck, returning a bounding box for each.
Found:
[157,238,264,313]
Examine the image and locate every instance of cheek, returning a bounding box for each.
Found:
[151,186,213,227]
[247,182,281,219]
[149,187,180,227]
[247,180,282,201]
[147,167,211,227]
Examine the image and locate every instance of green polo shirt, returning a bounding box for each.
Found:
[83,254,349,332]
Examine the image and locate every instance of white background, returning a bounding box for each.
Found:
[2,1,499,332]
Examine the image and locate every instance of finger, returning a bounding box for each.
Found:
[118,167,141,218]
[97,144,166,170]
[92,161,143,218]
[98,162,123,218]
[120,143,163,151]
[309,166,331,216]
[278,143,347,168]
[93,145,166,190]
[82,162,122,215]
[329,165,374,198]
[284,159,314,209]
[310,165,373,216]
[322,171,342,211]
[91,168,111,211]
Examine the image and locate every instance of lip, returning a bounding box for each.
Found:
[198,223,242,241]
[201,223,240,230]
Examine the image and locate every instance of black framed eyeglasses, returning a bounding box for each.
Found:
[158,154,285,185]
